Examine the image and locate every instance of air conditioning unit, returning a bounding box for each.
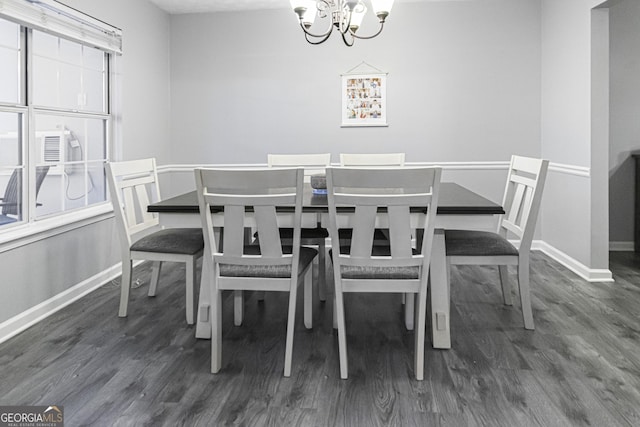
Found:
[37,130,71,174]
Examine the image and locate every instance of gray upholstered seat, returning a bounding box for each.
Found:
[220,246,317,278]
[330,246,420,280]
[131,228,204,255]
[445,229,518,257]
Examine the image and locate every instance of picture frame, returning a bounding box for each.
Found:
[341,66,388,127]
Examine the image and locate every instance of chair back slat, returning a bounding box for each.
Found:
[499,156,549,250]
[349,205,378,257]
[116,175,155,189]
[340,153,405,167]
[254,205,284,257]
[505,184,526,233]
[121,187,136,227]
[328,166,441,273]
[134,183,155,225]
[195,167,303,272]
[106,158,162,251]
[510,173,536,188]
[222,206,245,256]
[208,194,296,207]
[388,205,413,258]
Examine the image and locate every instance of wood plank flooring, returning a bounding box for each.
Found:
[1,251,640,426]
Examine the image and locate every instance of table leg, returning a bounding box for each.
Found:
[429,229,451,349]
[195,253,212,339]
[405,293,414,330]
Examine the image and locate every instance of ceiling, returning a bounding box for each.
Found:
[148,0,429,15]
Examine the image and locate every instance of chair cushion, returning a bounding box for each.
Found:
[220,246,318,278]
[329,246,420,280]
[131,228,204,255]
[445,229,519,257]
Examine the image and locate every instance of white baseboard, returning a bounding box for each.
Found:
[0,263,124,345]
[532,240,614,282]
[609,241,634,252]
[0,238,615,344]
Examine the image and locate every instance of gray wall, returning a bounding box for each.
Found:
[609,0,640,246]
[0,0,171,324]
[168,1,541,166]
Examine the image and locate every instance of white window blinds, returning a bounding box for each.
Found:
[0,0,122,53]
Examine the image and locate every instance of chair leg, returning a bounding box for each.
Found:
[211,284,222,374]
[335,287,348,379]
[119,259,133,317]
[284,274,299,377]
[498,265,513,306]
[185,258,196,325]
[329,256,338,329]
[318,241,326,302]
[414,288,427,381]
[405,293,414,331]
[234,290,243,326]
[518,259,534,330]
[304,267,313,329]
[148,261,162,297]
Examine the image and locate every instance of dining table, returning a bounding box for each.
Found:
[148,182,504,349]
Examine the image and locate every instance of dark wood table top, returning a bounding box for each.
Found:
[148,182,504,216]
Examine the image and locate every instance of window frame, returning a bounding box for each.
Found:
[0,5,121,250]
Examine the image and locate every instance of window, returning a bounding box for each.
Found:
[0,1,121,232]
[0,19,24,227]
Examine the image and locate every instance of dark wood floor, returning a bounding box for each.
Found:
[1,252,640,426]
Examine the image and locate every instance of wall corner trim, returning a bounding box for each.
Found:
[609,241,634,251]
[532,240,614,282]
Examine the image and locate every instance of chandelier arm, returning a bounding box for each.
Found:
[305,31,333,45]
[341,31,355,47]
[298,20,334,39]
[350,21,385,40]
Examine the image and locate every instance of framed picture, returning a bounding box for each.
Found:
[341,71,387,127]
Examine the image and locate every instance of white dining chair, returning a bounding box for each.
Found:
[327,166,442,380]
[267,153,331,302]
[445,155,549,330]
[106,158,204,324]
[195,167,317,377]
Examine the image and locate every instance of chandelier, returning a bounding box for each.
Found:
[289,0,395,46]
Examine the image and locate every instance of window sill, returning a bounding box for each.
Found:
[0,203,114,253]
